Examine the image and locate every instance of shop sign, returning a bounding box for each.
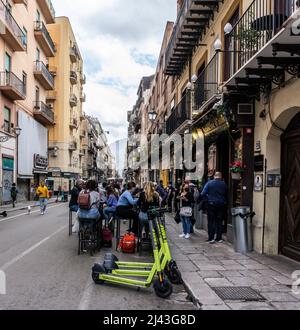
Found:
[202,114,228,136]
[267,174,281,188]
[34,154,48,170]
[254,174,264,192]
[2,158,14,171]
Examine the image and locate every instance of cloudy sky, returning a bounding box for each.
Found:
[52,0,176,172]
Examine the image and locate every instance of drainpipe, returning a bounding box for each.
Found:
[262,158,267,254]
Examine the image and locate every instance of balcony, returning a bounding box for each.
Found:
[70,70,77,85]
[36,0,55,24]
[80,92,86,102]
[80,73,86,84]
[164,0,220,76]
[69,94,78,107]
[225,0,300,98]
[194,52,219,112]
[34,21,56,57]
[0,0,26,51]
[46,90,57,102]
[69,140,78,151]
[166,91,191,136]
[34,61,54,90]
[70,46,77,63]
[33,101,55,126]
[69,118,78,129]
[12,0,27,3]
[0,71,26,100]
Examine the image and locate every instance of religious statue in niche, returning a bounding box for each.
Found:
[207,144,217,178]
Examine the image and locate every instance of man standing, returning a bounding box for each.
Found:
[10,183,18,208]
[201,172,228,244]
[156,180,168,207]
[36,181,50,215]
[167,182,175,213]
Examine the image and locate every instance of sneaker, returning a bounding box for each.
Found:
[185,234,190,239]
[216,240,223,243]
[179,234,186,238]
[209,240,216,244]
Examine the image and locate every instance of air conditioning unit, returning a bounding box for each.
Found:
[238,104,253,115]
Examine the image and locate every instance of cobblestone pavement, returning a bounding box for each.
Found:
[166,214,300,310]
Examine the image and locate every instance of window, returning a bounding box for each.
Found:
[22,27,27,49]
[5,53,11,73]
[36,9,41,22]
[3,107,11,133]
[35,86,40,103]
[22,71,27,94]
[36,48,40,61]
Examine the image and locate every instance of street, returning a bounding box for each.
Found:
[0,204,195,310]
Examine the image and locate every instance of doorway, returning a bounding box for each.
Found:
[280,112,300,261]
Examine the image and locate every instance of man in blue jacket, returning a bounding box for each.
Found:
[201,172,228,244]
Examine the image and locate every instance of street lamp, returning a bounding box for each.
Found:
[13,127,22,137]
[148,110,157,122]
[224,23,233,35]
[214,38,222,52]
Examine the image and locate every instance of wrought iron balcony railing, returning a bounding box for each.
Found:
[34,21,56,54]
[34,61,55,88]
[0,0,26,50]
[33,101,55,124]
[0,71,26,99]
[194,52,219,111]
[225,0,299,80]
[166,91,191,136]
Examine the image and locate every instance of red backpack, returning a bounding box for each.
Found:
[78,190,91,210]
[118,233,136,254]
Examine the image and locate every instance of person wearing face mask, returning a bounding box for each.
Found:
[177,184,194,239]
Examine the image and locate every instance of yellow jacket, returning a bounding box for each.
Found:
[36,186,49,198]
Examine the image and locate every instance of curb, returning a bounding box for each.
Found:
[181,275,203,310]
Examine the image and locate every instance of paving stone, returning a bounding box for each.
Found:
[261,292,298,302]
[239,270,260,278]
[204,277,233,287]
[202,304,231,310]
[220,260,243,266]
[196,264,226,271]
[271,302,300,310]
[251,285,293,293]
[176,261,199,272]
[223,264,247,271]
[188,255,210,262]
[272,276,293,285]
[218,270,243,277]
[227,276,260,286]
[181,272,224,306]
[227,302,275,310]
[256,269,282,277]
[198,271,223,279]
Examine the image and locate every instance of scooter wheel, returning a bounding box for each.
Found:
[92,272,105,285]
[153,279,173,299]
[92,264,106,285]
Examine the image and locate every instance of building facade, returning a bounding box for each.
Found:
[129,0,300,262]
[0,0,56,203]
[46,16,86,194]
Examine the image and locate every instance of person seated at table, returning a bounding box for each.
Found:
[137,182,160,238]
[78,180,101,221]
[116,182,139,234]
[69,180,84,213]
[103,187,118,222]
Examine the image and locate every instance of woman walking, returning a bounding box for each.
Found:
[178,184,194,239]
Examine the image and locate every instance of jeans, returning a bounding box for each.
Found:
[103,207,116,221]
[39,198,48,213]
[180,216,192,235]
[78,208,100,220]
[207,203,226,241]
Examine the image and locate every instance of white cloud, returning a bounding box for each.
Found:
[52,0,176,172]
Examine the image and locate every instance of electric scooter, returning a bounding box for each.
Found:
[101,208,182,284]
[92,209,173,298]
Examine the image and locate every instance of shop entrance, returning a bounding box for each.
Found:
[280,112,300,261]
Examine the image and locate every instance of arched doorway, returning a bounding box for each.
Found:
[279,112,300,261]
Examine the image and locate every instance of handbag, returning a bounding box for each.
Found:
[180,207,193,217]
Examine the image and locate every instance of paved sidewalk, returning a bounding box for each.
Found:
[166,214,300,310]
[0,198,59,214]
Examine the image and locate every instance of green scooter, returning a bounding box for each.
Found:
[92,209,174,298]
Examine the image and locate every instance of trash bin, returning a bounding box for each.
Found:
[231,207,253,254]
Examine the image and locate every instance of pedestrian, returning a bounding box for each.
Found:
[116,182,139,235]
[10,183,18,208]
[167,182,175,213]
[156,180,168,207]
[36,181,50,215]
[178,183,194,239]
[70,180,84,233]
[201,172,228,244]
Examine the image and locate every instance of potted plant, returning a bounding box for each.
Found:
[230,161,246,180]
